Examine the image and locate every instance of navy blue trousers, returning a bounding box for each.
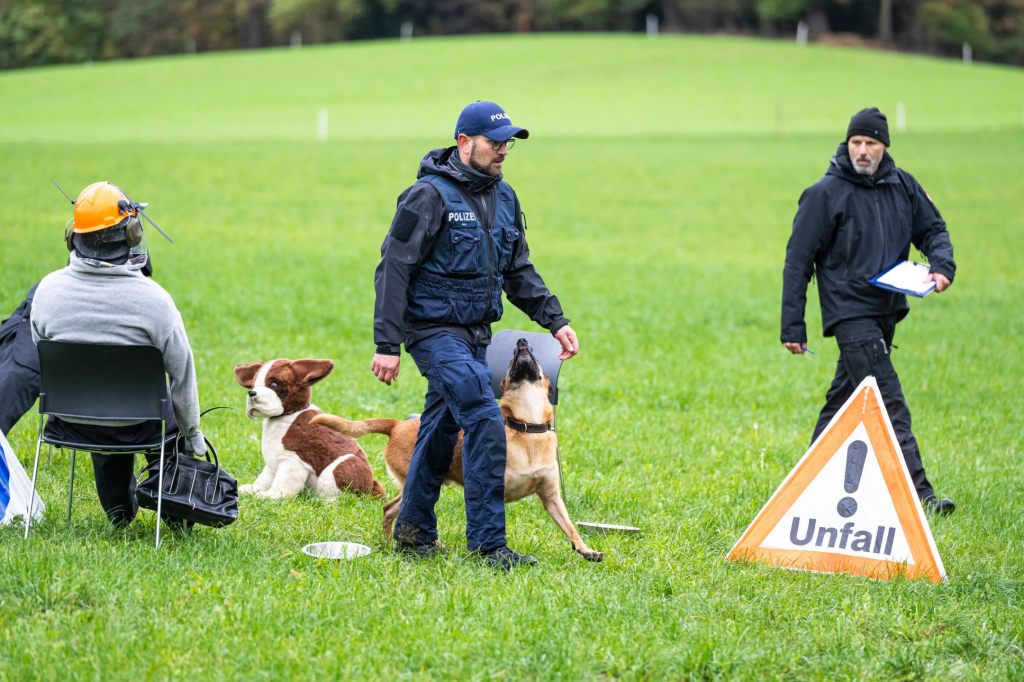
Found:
[811,316,936,500]
[397,333,507,552]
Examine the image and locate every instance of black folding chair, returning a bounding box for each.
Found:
[24,341,171,548]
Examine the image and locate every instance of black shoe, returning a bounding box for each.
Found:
[480,546,538,570]
[394,538,442,558]
[393,522,440,558]
[921,495,956,515]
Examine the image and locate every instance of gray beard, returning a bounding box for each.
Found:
[854,159,880,176]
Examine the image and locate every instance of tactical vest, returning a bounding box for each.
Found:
[406,175,520,326]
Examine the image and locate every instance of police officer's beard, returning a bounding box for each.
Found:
[468,142,502,178]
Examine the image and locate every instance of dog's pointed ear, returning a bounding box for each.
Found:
[292,359,334,386]
[500,376,509,394]
[234,362,262,388]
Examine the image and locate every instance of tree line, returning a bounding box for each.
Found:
[1,0,1021,70]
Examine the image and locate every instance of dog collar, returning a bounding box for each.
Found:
[505,417,553,434]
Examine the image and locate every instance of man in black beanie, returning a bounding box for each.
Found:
[780,107,958,515]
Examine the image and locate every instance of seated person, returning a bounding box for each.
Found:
[1,263,154,435]
[30,181,204,527]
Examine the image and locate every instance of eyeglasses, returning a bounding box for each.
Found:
[486,138,515,151]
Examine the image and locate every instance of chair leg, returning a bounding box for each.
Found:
[66,450,77,527]
[24,416,46,540]
[155,419,166,549]
[48,444,53,466]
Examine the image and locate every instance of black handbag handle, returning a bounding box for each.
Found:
[173,433,221,477]
[169,433,228,504]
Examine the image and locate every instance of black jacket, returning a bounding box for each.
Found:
[781,144,956,343]
[374,147,569,353]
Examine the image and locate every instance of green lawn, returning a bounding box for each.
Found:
[1,35,1022,680]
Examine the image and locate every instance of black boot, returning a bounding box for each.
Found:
[479,546,538,570]
[393,522,441,558]
[921,495,956,515]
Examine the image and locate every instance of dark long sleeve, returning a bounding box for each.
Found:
[373,183,443,353]
[781,183,836,344]
[905,173,956,281]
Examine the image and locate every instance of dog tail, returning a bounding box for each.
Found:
[311,413,398,438]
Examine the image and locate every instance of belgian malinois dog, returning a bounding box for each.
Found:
[312,338,602,561]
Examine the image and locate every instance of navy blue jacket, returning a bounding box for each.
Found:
[781,144,956,343]
[374,147,568,353]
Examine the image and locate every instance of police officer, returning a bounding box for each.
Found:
[372,101,579,568]
[781,107,957,515]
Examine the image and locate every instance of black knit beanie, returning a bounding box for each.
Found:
[846,107,890,146]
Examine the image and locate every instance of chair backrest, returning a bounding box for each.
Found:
[485,330,564,406]
[37,341,167,422]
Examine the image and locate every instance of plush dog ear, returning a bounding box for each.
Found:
[234,362,262,388]
[291,359,334,386]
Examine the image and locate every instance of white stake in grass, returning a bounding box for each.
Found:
[317,108,328,142]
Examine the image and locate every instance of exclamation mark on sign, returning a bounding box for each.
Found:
[836,440,867,517]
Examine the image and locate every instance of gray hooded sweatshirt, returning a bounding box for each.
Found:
[30,253,205,453]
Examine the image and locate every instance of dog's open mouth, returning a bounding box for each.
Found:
[506,338,542,384]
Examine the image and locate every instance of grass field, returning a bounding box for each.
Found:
[1,34,1023,680]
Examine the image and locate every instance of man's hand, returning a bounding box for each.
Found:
[371,353,400,385]
[783,342,807,355]
[927,272,951,293]
[554,325,579,360]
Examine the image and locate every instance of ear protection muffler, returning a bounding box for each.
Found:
[65,215,141,251]
[124,215,143,246]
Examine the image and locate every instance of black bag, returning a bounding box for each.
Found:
[135,435,239,527]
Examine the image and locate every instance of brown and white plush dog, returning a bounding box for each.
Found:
[233,358,385,500]
[312,339,602,561]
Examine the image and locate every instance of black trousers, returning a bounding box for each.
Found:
[45,410,179,527]
[811,316,936,500]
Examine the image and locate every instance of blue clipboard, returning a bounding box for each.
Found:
[869,261,936,298]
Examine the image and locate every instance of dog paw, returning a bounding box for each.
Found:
[240,484,255,495]
[576,548,604,562]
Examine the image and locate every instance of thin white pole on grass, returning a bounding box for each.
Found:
[317,108,328,142]
[962,42,972,65]
[646,14,659,37]
[896,102,907,133]
[291,30,302,48]
[796,21,809,46]
[400,21,413,41]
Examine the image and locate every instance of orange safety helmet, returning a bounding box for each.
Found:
[72,182,137,234]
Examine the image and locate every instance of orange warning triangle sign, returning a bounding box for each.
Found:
[727,376,945,583]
